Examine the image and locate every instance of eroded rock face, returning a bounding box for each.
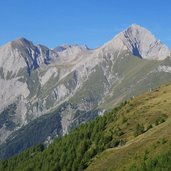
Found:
[0,38,94,144]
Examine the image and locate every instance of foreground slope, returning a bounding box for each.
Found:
[1,83,171,171]
[87,83,171,171]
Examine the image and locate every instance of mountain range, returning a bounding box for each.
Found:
[0,24,171,159]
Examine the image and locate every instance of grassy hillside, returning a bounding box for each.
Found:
[1,83,171,171]
[87,83,171,171]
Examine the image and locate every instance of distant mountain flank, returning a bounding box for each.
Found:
[0,24,171,159]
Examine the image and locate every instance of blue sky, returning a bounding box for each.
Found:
[0,0,171,48]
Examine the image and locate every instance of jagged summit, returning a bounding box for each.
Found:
[54,44,89,52]
[129,24,144,29]
[15,37,31,43]
[117,24,171,60]
[10,37,33,47]
[53,44,90,60]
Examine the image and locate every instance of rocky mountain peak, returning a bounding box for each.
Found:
[118,24,171,60]
[10,37,33,48]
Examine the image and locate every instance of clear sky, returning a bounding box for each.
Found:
[0,0,171,49]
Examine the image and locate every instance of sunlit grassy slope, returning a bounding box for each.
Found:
[86,83,171,171]
[1,83,171,171]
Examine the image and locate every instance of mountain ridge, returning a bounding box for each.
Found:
[0,24,171,159]
[2,24,171,62]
